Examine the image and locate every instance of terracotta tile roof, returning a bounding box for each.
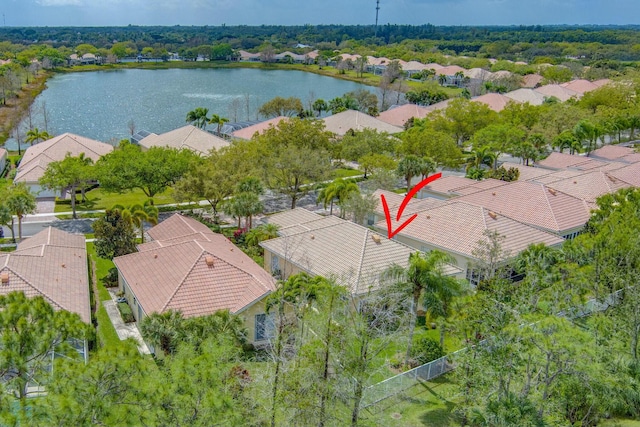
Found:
[489,70,515,80]
[522,74,544,88]
[264,208,344,236]
[500,162,554,181]
[377,104,432,127]
[592,79,611,87]
[608,163,640,186]
[15,133,113,183]
[589,145,637,161]
[463,68,493,80]
[534,84,581,102]
[560,79,599,94]
[114,214,276,317]
[238,50,260,60]
[371,189,445,216]
[261,211,460,295]
[322,110,403,136]
[0,227,90,323]
[138,125,229,155]
[472,93,515,112]
[435,65,466,76]
[457,181,591,235]
[374,201,564,260]
[231,117,288,140]
[546,170,633,204]
[404,61,431,71]
[535,152,611,171]
[417,176,508,198]
[504,88,546,106]
[424,63,444,70]
[531,169,590,185]
[424,99,452,113]
[618,153,640,164]
[147,212,214,241]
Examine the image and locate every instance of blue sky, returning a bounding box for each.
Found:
[3,0,640,27]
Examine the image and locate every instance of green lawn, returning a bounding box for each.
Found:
[86,242,114,302]
[332,168,363,179]
[55,187,175,213]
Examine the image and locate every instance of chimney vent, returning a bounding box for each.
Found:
[154,253,158,259]
[548,188,557,196]
[310,234,315,240]
[0,272,8,284]
[371,234,381,244]
[205,255,215,267]
[488,211,498,220]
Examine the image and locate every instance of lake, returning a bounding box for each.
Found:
[5,68,368,150]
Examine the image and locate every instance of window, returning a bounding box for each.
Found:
[367,214,375,226]
[255,313,275,341]
[271,255,281,277]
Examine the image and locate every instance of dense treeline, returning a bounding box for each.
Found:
[3,25,640,61]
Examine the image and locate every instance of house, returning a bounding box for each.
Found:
[0,147,7,176]
[260,208,462,296]
[471,93,516,112]
[504,88,547,106]
[373,201,564,283]
[113,214,277,346]
[322,110,403,137]
[417,176,508,200]
[535,152,618,171]
[560,79,600,94]
[14,133,113,199]
[499,162,554,181]
[231,117,288,140]
[0,227,91,361]
[522,74,544,88]
[545,170,634,208]
[370,189,445,225]
[589,144,640,164]
[137,125,229,156]
[377,104,433,128]
[608,162,640,187]
[456,181,591,238]
[238,50,261,62]
[534,84,581,102]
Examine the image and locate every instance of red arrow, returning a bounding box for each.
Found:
[381,172,442,239]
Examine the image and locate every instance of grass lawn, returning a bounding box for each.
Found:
[55,187,175,213]
[333,168,363,178]
[368,376,459,427]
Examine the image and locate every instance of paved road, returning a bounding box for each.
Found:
[1,218,96,239]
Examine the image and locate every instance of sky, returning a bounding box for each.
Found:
[2,0,640,27]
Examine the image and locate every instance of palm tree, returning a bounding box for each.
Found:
[423,273,466,348]
[208,113,230,136]
[185,107,209,129]
[25,127,52,145]
[4,183,37,242]
[552,130,582,155]
[112,201,158,242]
[140,310,184,356]
[438,73,448,86]
[419,157,437,180]
[245,223,280,247]
[387,250,457,367]
[465,146,497,171]
[224,192,263,229]
[313,99,328,117]
[316,178,360,218]
[573,119,602,155]
[396,155,424,189]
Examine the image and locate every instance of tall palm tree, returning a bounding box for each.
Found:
[419,157,436,180]
[396,155,424,189]
[316,178,359,218]
[185,107,209,129]
[573,119,602,156]
[465,146,497,171]
[423,273,466,348]
[387,250,457,367]
[25,127,52,145]
[4,183,37,242]
[112,201,158,242]
[208,114,229,136]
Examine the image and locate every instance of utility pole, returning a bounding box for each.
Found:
[374,0,380,38]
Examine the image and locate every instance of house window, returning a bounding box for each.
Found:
[255,313,275,341]
[367,214,375,226]
[271,255,280,277]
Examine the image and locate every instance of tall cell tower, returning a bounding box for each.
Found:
[374,0,380,38]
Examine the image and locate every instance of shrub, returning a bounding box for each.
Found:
[410,336,444,365]
[102,267,119,288]
[117,302,135,323]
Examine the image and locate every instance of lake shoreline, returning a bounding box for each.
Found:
[1,61,378,153]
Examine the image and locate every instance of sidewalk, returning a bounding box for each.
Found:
[103,291,151,355]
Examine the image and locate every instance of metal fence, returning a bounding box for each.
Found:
[361,352,458,408]
[361,288,627,408]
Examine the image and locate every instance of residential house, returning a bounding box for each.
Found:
[534,84,581,102]
[0,227,91,361]
[373,201,564,283]
[504,88,547,106]
[471,93,516,112]
[522,74,544,88]
[370,189,445,225]
[456,181,591,239]
[14,133,113,199]
[377,104,432,128]
[560,79,600,94]
[113,214,277,347]
[137,125,229,156]
[231,117,288,140]
[260,208,462,296]
[498,162,555,181]
[589,145,640,164]
[545,170,634,208]
[417,176,508,200]
[322,110,403,137]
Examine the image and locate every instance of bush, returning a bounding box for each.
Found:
[102,267,119,288]
[117,302,135,323]
[410,336,444,365]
